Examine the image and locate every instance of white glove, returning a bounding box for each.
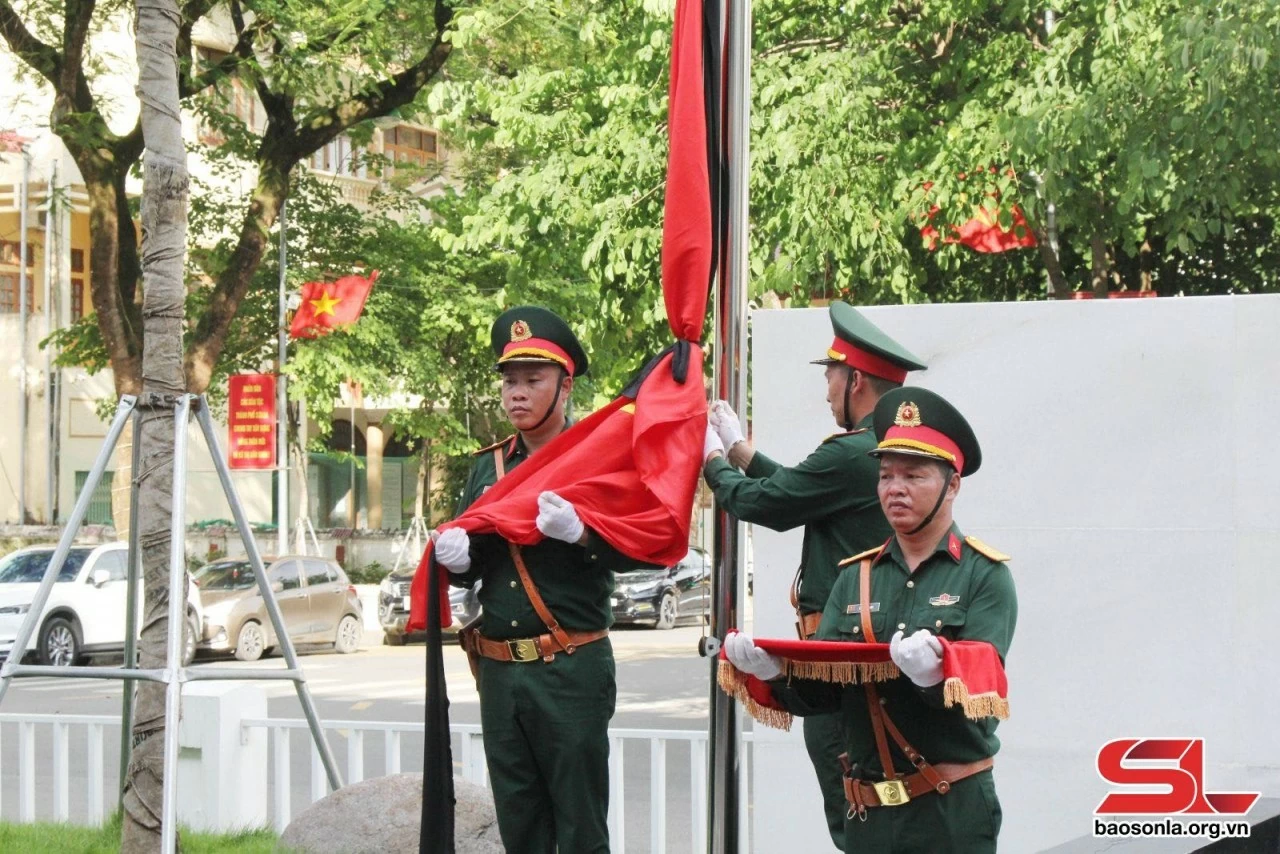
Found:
[433,528,471,574]
[536,491,585,543]
[710,400,746,450]
[724,632,783,681]
[704,422,725,461]
[889,630,944,687]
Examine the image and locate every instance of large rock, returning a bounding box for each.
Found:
[278,773,503,853]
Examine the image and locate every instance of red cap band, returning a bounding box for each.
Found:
[878,424,964,474]
[500,338,576,376]
[826,338,909,383]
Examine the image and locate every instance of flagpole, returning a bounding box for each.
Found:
[277,200,289,557]
[709,0,751,849]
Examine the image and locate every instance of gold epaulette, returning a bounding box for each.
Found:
[472,435,514,456]
[620,403,636,414]
[822,427,870,444]
[838,542,886,567]
[964,535,1010,563]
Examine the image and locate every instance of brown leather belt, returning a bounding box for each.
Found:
[470,629,608,663]
[843,757,993,813]
[796,611,822,639]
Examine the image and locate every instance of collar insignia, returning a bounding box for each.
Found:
[510,319,532,342]
[894,401,922,428]
[929,593,960,607]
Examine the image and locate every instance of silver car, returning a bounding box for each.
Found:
[193,555,363,661]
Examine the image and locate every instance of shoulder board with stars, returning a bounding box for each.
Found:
[472,435,515,457]
[822,427,870,444]
[837,538,891,567]
[964,535,1010,563]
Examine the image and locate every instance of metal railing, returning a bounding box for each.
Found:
[1,712,753,853]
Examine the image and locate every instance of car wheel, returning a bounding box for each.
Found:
[383,631,405,646]
[39,616,81,667]
[334,615,361,654]
[654,592,678,630]
[234,622,266,662]
[182,612,199,667]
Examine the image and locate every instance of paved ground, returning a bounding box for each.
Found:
[0,621,728,851]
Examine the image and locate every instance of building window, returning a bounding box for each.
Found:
[195,46,258,141]
[311,134,366,179]
[0,240,35,313]
[70,249,87,318]
[383,125,438,175]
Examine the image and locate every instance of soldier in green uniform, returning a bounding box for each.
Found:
[433,306,639,854]
[725,387,1017,854]
[701,301,926,849]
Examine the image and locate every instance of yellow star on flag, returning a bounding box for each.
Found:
[310,288,341,317]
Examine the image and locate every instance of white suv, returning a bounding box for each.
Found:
[0,542,204,667]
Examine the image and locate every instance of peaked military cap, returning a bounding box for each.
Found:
[869,386,981,476]
[810,301,928,383]
[490,306,589,378]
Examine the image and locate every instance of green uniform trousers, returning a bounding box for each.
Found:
[804,712,850,851]
[843,770,1001,854]
[478,638,616,854]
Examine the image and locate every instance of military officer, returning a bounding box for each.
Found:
[702,300,926,849]
[725,387,1017,854]
[432,306,636,854]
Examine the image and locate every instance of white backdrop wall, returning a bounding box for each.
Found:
[748,295,1280,853]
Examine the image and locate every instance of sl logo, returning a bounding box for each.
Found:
[1095,738,1260,816]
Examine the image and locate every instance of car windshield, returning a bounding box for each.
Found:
[616,569,667,584]
[0,548,91,584]
[193,561,257,591]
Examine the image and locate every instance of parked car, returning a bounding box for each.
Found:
[378,571,480,645]
[193,555,363,661]
[611,548,711,630]
[0,542,204,667]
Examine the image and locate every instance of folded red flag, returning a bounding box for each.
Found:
[407,347,706,631]
[716,632,1009,730]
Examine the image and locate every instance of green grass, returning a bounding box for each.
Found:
[0,813,280,853]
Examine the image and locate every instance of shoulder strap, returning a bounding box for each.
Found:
[493,446,506,480]
[508,542,576,655]
[858,558,877,643]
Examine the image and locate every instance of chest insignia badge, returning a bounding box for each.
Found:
[845,602,880,614]
[929,593,960,607]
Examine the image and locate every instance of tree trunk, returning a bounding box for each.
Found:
[1090,232,1110,297]
[1033,225,1069,298]
[121,0,189,849]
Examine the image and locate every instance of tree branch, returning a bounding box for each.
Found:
[757,37,845,59]
[0,0,63,85]
[61,0,96,95]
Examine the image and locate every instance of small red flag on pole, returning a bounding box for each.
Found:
[289,271,378,339]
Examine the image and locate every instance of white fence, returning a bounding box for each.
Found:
[0,710,753,853]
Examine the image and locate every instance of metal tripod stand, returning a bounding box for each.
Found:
[0,393,344,853]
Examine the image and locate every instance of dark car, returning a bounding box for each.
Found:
[379,571,481,645]
[611,548,710,630]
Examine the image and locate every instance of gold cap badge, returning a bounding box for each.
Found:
[510,319,532,342]
[894,401,922,428]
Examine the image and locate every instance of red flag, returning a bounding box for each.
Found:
[288,271,378,339]
[407,0,718,631]
[918,175,1037,253]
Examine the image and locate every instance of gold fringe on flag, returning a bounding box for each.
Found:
[943,677,1010,721]
[717,660,793,730]
[783,658,901,685]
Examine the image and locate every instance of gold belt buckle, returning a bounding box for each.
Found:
[507,638,540,662]
[873,779,910,806]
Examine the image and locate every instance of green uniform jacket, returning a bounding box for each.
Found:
[703,414,891,614]
[449,434,643,640]
[770,524,1017,776]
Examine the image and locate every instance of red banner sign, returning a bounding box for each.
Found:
[227,374,277,470]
